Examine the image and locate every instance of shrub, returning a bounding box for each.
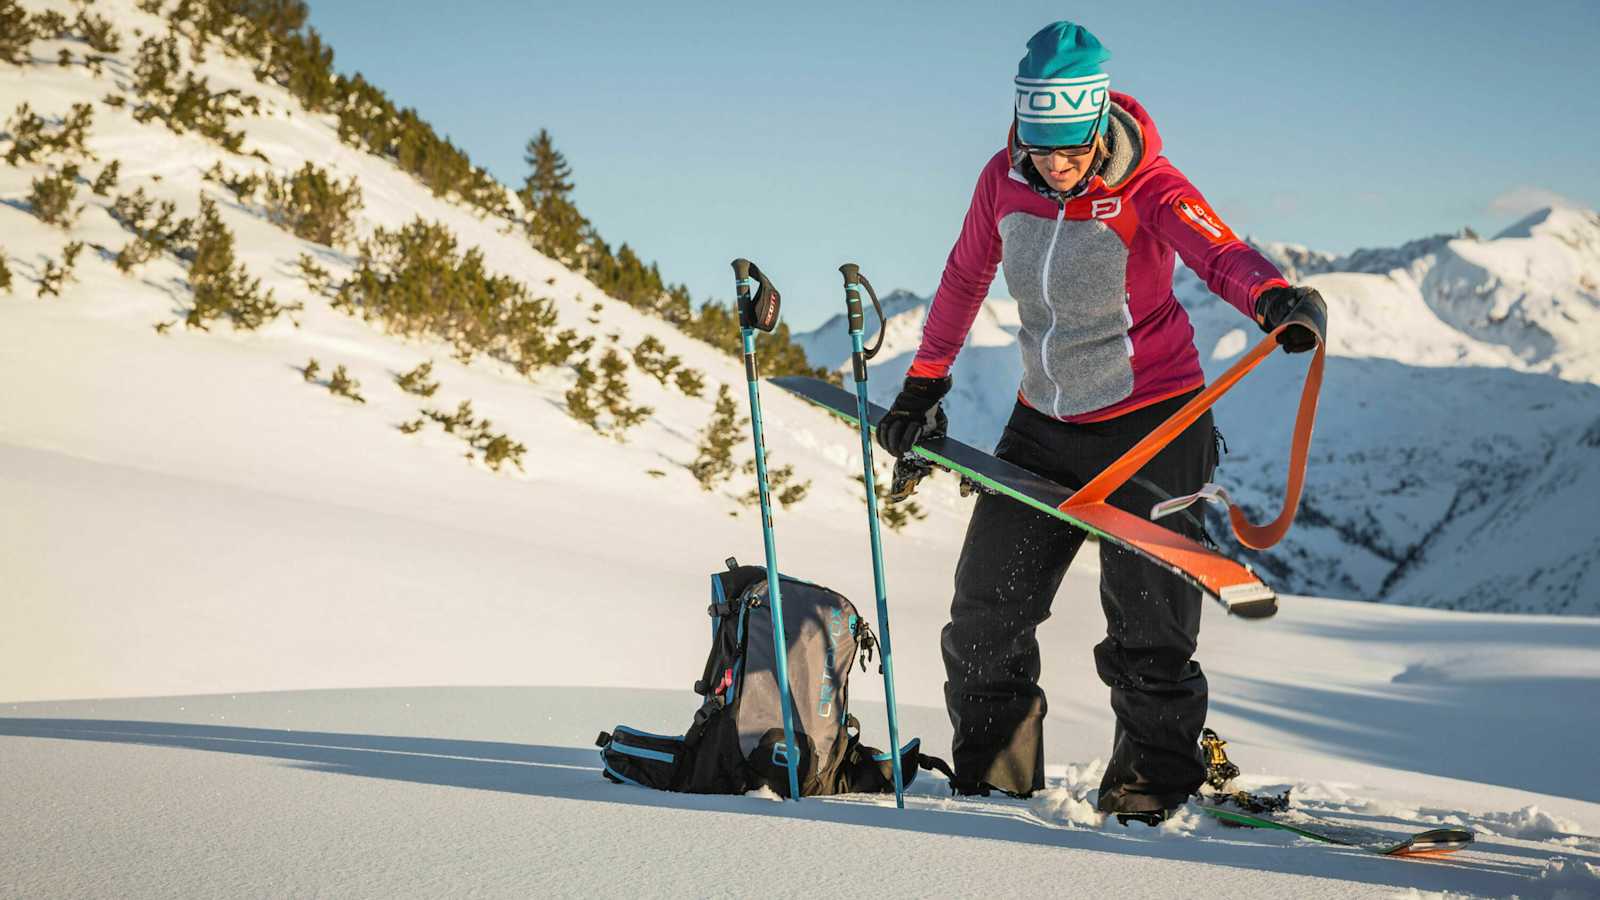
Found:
[631,335,681,385]
[327,364,364,403]
[91,159,120,196]
[0,248,12,293]
[334,218,582,376]
[475,430,526,472]
[690,385,746,489]
[563,361,599,429]
[37,256,73,298]
[3,102,93,165]
[261,161,361,247]
[301,357,320,382]
[75,10,122,54]
[395,361,439,397]
[0,2,38,65]
[31,9,68,39]
[742,461,810,510]
[673,367,706,398]
[423,400,475,434]
[855,473,926,532]
[185,196,284,330]
[203,162,260,202]
[110,188,195,272]
[290,254,330,296]
[28,165,81,227]
[397,418,425,434]
[132,35,258,154]
[595,348,652,438]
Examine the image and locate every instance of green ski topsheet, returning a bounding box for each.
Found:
[771,376,1278,619]
[1194,801,1474,857]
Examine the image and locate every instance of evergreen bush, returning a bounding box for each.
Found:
[261,161,362,247]
[28,165,82,227]
[689,384,746,489]
[327,364,364,403]
[0,2,38,65]
[395,360,439,397]
[91,159,120,196]
[110,187,195,272]
[185,196,284,330]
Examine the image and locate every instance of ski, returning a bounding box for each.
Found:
[770,375,1278,619]
[1194,797,1474,859]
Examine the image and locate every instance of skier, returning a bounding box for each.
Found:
[876,21,1326,821]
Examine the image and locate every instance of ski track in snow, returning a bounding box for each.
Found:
[3,1,1599,896]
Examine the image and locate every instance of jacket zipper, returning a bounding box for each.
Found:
[1038,200,1068,418]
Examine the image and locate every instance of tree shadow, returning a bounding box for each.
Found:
[0,717,1551,895]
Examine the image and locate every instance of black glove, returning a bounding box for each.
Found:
[1254,285,1327,354]
[876,375,951,457]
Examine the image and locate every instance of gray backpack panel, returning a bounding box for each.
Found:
[737,575,860,771]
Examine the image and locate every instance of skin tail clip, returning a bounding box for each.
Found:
[1064,322,1325,550]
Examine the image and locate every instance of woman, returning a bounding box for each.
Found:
[876,21,1325,821]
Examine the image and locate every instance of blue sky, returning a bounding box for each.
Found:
[306,1,1599,331]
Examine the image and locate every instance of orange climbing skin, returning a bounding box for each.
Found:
[1063,323,1325,551]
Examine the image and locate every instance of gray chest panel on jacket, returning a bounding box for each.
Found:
[999,211,1135,418]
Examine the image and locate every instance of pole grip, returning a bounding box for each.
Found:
[731,258,780,332]
[839,263,864,336]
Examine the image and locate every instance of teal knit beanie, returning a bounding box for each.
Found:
[1014,21,1112,147]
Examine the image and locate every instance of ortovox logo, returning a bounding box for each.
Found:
[1173,196,1238,246]
[1014,74,1110,125]
[816,606,845,719]
[1091,197,1122,220]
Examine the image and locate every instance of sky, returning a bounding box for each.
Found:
[305,0,1600,332]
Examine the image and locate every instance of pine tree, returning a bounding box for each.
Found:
[690,385,747,489]
[0,2,38,65]
[854,473,926,532]
[518,129,587,265]
[28,165,81,227]
[395,360,440,397]
[327,364,364,403]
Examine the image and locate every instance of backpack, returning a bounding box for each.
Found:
[597,559,950,797]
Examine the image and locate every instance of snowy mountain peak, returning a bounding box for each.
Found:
[1493,204,1600,244]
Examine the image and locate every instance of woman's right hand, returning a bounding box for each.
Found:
[877,375,952,456]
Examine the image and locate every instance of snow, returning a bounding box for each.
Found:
[3,1,1600,897]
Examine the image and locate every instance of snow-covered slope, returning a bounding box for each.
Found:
[4,2,1600,897]
[800,215,1600,615]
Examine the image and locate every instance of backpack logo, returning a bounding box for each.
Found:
[817,606,846,719]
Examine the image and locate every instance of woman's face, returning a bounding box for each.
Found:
[1028,145,1098,193]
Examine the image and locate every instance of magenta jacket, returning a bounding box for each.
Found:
[907,92,1288,423]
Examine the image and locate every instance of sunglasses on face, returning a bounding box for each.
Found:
[1021,141,1096,159]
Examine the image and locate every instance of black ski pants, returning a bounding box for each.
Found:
[941,389,1217,809]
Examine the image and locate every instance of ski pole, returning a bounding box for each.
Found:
[838,263,905,809]
[731,257,802,802]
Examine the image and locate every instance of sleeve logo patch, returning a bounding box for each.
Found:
[1173,196,1238,245]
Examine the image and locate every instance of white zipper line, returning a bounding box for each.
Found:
[1038,203,1068,418]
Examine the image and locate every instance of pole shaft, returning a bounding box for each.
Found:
[741,327,802,802]
[844,276,906,808]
